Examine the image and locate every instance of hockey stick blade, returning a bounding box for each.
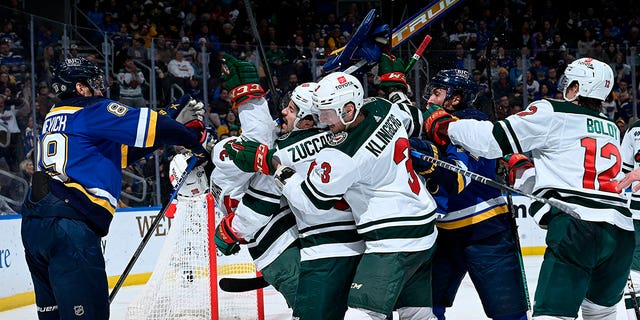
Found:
[219,276,269,292]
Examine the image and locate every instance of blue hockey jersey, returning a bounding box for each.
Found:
[37,96,200,236]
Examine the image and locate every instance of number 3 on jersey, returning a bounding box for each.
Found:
[394,138,420,195]
[581,137,620,192]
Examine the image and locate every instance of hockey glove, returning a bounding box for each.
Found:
[186,128,215,165]
[378,53,407,93]
[501,153,534,186]
[409,137,439,175]
[274,165,296,190]
[175,101,205,128]
[224,140,276,175]
[221,54,264,107]
[423,103,456,147]
[157,94,193,119]
[214,212,245,256]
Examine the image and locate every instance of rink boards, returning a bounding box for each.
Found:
[0,196,545,311]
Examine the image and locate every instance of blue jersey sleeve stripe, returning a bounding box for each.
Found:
[145,110,158,147]
[66,182,116,215]
[121,145,128,169]
[134,108,150,147]
[436,204,509,229]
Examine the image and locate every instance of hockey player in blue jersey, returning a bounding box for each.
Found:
[20,57,212,320]
[410,69,529,320]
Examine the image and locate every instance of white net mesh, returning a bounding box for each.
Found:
[126,194,263,320]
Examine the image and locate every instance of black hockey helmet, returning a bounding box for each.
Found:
[424,69,479,108]
[51,57,106,98]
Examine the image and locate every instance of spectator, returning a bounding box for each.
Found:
[177,37,197,63]
[167,51,195,92]
[0,94,22,171]
[266,41,289,77]
[22,114,38,157]
[0,40,25,73]
[491,67,515,101]
[542,67,560,95]
[35,82,59,118]
[524,69,540,99]
[577,29,596,58]
[68,44,80,58]
[209,88,231,128]
[19,157,33,182]
[127,36,148,62]
[287,35,312,81]
[0,20,22,49]
[117,58,147,108]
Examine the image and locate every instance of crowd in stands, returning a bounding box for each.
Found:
[1,0,640,212]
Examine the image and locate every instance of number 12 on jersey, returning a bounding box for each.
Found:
[581,137,621,193]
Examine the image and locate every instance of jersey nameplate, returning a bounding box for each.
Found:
[364,114,402,157]
[286,134,331,163]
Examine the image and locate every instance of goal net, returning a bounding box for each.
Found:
[126,193,264,320]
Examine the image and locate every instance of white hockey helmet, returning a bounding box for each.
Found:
[290,82,321,130]
[559,57,614,101]
[313,72,364,127]
[169,153,208,197]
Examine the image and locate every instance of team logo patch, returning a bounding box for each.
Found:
[328,132,348,146]
[74,305,85,316]
[278,131,292,140]
[635,150,640,163]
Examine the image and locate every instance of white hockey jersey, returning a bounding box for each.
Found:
[209,98,297,270]
[273,128,365,261]
[620,119,640,220]
[283,97,438,254]
[448,98,632,231]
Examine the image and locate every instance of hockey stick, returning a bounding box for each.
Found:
[627,275,640,319]
[219,276,270,292]
[391,0,464,49]
[410,150,580,217]
[244,0,279,110]
[404,34,432,74]
[109,155,199,303]
[503,168,533,319]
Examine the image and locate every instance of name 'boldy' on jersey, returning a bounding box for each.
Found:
[37,96,200,236]
[448,98,632,231]
[283,97,438,254]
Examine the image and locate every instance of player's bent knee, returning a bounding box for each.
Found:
[396,306,437,320]
[344,307,387,320]
[580,298,616,320]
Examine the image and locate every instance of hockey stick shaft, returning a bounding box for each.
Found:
[404,35,432,74]
[244,0,279,109]
[345,33,432,76]
[627,275,640,319]
[109,155,199,303]
[410,150,578,216]
[503,171,533,319]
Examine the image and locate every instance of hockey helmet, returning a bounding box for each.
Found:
[51,57,106,98]
[558,57,613,101]
[285,82,321,130]
[169,153,208,197]
[425,69,479,108]
[313,72,364,127]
